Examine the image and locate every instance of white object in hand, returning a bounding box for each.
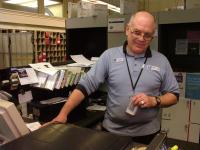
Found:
[126,99,138,116]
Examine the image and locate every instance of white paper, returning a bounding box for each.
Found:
[55,70,65,89]
[21,103,28,117]
[26,122,41,132]
[175,39,188,55]
[54,65,68,70]
[29,62,58,76]
[17,68,38,85]
[40,97,67,105]
[91,57,99,62]
[18,90,33,104]
[45,72,59,90]
[70,55,95,67]
[87,104,106,111]
[33,71,48,88]
[67,62,87,67]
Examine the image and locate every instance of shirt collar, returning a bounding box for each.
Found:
[123,40,152,58]
[126,46,152,58]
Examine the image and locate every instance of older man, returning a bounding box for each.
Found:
[49,11,179,144]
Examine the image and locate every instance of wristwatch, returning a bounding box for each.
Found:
[155,96,161,107]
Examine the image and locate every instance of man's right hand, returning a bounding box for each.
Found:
[41,114,67,127]
[41,89,85,127]
[52,114,67,124]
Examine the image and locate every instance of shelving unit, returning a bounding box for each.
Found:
[0,30,10,69]
[0,8,66,67]
[33,31,67,64]
[1,29,67,68]
[0,29,34,68]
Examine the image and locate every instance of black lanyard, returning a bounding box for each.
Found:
[124,53,148,91]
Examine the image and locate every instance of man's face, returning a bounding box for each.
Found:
[126,13,155,54]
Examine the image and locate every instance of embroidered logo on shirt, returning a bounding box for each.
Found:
[114,58,124,62]
[151,66,160,72]
[146,65,160,72]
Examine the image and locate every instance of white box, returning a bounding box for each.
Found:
[77,1,107,18]
[77,7,93,18]
[77,1,93,18]
[120,0,138,15]
[80,1,93,9]
[92,4,108,17]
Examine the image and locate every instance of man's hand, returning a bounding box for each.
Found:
[52,114,67,124]
[132,93,156,108]
[41,115,67,127]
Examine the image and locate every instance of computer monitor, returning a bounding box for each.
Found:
[0,99,30,144]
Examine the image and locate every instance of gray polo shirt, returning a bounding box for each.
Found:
[77,45,179,137]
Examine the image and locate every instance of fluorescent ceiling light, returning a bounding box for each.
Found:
[5,0,59,8]
[82,0,120,13]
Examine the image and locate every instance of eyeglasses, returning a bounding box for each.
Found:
[129,27,154,41]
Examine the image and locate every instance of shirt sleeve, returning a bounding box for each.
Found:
[76,50,109,96]
[160,57,179,97]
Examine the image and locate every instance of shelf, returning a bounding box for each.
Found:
[33,31,67,64]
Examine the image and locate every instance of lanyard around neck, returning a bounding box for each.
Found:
[124,53,148,91]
